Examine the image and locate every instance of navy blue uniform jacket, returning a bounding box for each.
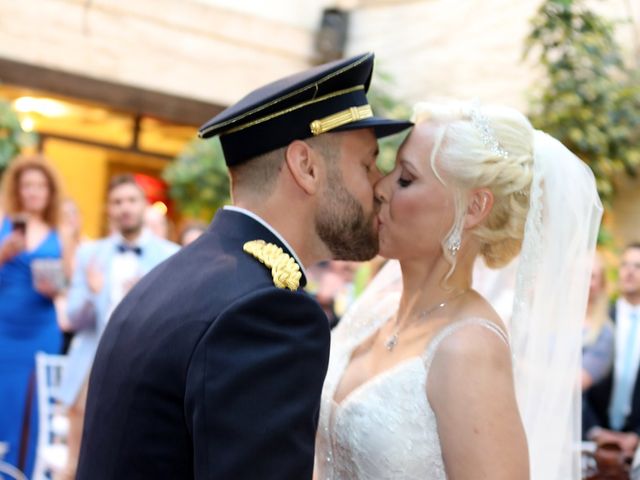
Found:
[76,209,330,479]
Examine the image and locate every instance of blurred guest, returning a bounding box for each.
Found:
[0,155,65,477]
[144,204,169,239]
[56,198,89,352]
[585,243,640,460]
[179,221,207,247]
[582,252,614,390]
[56,174,178,480]
[351,256,387,298]
[308,261,358,328]
[59,197,87,279]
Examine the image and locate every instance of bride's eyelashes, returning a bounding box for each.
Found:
[397,169,414,188]
[397,177,412,188]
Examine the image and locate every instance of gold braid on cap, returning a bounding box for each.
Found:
[310,105,373,135]
[243,240,302,291]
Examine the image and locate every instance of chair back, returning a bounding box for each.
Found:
[32,353,68,480]
[0,441,27,480]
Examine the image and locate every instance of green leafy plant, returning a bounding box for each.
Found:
[0,99,38,176]
[163,137,231,220]
[368,71,412,173]
[525,0,640,204]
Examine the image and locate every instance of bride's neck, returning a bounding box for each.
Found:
[398,252,474,320]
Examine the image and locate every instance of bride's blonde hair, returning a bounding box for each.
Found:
[412,101,535,270]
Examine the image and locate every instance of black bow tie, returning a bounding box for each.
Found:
[117,244,143,256]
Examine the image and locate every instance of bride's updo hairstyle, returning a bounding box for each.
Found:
[412,101,535,270]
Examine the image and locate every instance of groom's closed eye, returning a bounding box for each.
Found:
[364,153,380,175]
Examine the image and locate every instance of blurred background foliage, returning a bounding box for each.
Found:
[525,0,640,205]
[367,71,411,174]
[163,136,230,221]
[0,98,38,177]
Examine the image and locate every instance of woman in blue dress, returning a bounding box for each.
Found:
[0,155,65,477]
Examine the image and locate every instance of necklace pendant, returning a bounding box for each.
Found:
[385,333,398,351]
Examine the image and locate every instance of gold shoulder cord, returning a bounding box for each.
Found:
[243,240,302,291]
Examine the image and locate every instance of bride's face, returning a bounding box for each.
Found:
[374,123,455,261]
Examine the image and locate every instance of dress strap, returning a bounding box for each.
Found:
[422,317,509,372]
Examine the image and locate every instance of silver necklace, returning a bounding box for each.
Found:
[384,289,469,351]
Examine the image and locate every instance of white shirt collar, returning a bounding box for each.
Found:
[223,206,307,279]
[619,297,640,318]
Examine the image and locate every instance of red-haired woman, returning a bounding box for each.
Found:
[0,155,65,477]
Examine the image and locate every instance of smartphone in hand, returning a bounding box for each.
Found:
[12,215,27,235]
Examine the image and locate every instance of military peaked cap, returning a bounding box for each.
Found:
[198,52,412,166]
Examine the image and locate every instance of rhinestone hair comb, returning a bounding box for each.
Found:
[469,101,509,159]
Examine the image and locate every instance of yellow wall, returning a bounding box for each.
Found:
[611,175,640,248]
[44,139,108,239]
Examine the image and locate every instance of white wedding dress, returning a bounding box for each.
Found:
[315,311,509,480]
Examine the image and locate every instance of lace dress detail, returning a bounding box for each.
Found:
[316,317,509,480]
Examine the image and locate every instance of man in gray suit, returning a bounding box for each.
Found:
[57,174,178,480]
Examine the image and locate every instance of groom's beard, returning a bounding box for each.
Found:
[315,172,379,262]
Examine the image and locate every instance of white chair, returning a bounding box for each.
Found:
[31,353,69,480]
[0,441,27,480]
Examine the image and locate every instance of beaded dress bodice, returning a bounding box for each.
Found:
[315,317,508,480]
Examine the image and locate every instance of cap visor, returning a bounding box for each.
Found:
[333,117,413,139]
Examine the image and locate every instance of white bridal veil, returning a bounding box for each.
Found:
[511,130,602,479]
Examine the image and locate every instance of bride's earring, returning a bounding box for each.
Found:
[446,227,462,257]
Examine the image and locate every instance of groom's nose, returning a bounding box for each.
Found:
[373,175,389,204]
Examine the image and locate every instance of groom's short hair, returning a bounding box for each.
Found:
[229,134,342,198]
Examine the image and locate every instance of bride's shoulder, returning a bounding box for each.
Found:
[429,317,509,362]
[425,316,514,407]
[425,292,511,373]
[426,297,511,380]
[444,290,509,346]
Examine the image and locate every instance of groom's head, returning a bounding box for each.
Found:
[230,127,381,261]
[199,53,411,262]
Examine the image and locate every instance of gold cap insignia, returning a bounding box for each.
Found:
[243,240,302,291]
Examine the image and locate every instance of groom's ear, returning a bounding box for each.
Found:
[284,140,321,195]
[464,188,494,229]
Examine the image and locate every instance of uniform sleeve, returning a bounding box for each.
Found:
[185,287,330,480]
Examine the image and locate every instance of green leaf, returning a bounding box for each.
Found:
[524,0,640,203]
[0,98,38,177]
